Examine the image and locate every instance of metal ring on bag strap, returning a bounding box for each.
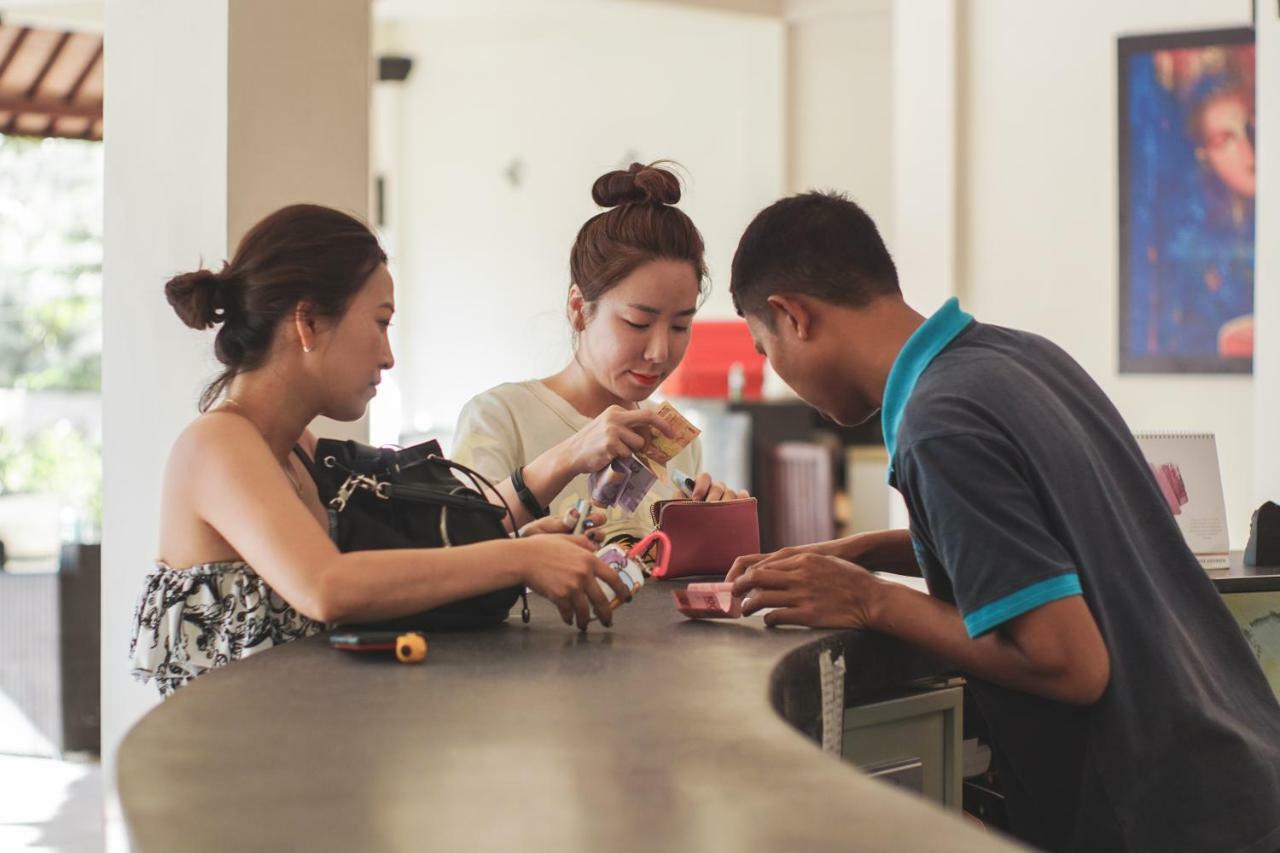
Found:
[439,504,451,547]
[437,484,479,548]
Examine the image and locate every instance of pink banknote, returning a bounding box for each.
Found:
[672,582,742,619]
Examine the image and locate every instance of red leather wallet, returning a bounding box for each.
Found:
[648,497,761,579]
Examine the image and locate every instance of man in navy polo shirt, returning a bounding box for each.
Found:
[727,192,1280,852]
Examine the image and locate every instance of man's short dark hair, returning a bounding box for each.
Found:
[730,191,900,322]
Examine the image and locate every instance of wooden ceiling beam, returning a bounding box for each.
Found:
[4,29,72,134]
[0,27,32,84]
[64,41,102,103]
[0,95,101,121]
[24,29,72,99]
[41,39,101,137]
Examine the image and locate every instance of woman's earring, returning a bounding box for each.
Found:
[303,344,313,354]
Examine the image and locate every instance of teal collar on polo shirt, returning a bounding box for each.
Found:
[881,297,974,477]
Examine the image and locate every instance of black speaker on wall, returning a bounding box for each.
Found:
[378,56,413,83]
[1244,502,1280,566]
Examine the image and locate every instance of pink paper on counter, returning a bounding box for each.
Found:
[673,582,742,619]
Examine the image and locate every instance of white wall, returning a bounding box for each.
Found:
[376,3,784,440]
[891,0,958,312]
[785,0,892,230]
[1256,0,1280,506]
[957,0,1256,546]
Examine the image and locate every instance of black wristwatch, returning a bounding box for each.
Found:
[511,465,549,519]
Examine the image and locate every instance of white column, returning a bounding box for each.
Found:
[891,0,958,311]
[102,0,371,798]
[784,0,893,228]
[229,0,373,443]
[1256,2,1280,508]
[102,0,230,781]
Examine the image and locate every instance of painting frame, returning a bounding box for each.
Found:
[1118,27,1255,375]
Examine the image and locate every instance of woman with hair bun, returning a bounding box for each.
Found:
[452,163,748,547]
[131,204,631,697]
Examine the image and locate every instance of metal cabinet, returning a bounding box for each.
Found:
[842,686,963,809]
[1221,591,1280,699]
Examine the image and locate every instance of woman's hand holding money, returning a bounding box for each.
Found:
[556,405,675,476]
[514,406,675,525]
[514,534,633,630]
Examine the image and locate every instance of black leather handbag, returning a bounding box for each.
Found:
[301,438,527,631]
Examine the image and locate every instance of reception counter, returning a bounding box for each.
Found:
[117,580,1022,852]
[1215,553,1280,696]
[1210,551,1280,594]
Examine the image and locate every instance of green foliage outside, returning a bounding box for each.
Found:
[0,134,103,542]
[0,134,102,391]
[0,422,100,539]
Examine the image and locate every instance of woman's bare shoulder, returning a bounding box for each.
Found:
[169,410,270,472]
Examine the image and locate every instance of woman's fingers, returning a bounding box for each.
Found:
[583,575,616,628]
[519,511,573,538]
[620,408,675,438]
[620,428,648,452]
[594,561,632,605]
[519,501,611,539]
[555,597,574,625]
[688,474,744,502]
[604,432,645,459]
[690,472,713,501]
[571,589,592,631]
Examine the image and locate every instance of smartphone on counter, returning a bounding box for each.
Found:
[329,630,427,662]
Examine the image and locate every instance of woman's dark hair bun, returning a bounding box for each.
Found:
[591,162,682,208]
[165,268,230,330]
[165,204,387,411]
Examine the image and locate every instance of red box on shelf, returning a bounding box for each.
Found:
[661,320,766,399]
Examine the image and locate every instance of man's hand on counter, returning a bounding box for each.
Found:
[730,547,1113,706]
[730,553,887,628]
[725,528,921,584]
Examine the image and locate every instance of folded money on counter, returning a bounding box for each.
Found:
[672,582,743,619]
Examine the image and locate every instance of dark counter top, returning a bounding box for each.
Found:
[117,580,1021,853]
[1210,552,1280,594]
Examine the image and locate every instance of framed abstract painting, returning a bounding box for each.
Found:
[1118,28,1255,374]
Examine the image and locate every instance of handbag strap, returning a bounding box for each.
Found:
[292,444,320,480]
[314,438,520,529]
[379,482,506,517]
[389,440,443,471]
